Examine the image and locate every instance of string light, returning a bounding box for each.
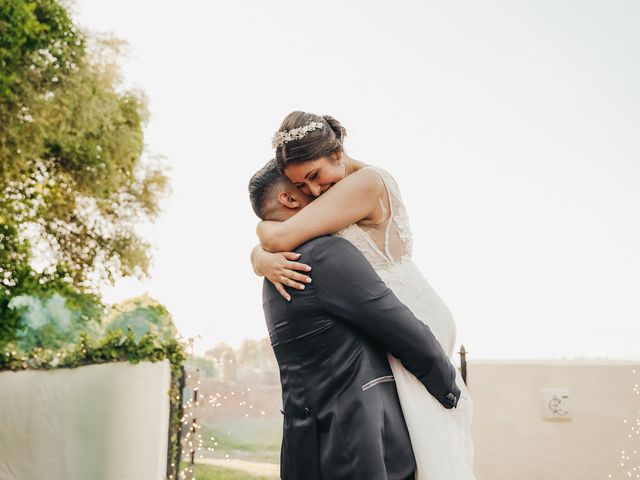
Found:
[607,367,640,479]
[177,367,277,477]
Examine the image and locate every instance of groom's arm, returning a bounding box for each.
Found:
[309,236,461,409]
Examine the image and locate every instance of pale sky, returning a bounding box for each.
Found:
[70,0,640,360]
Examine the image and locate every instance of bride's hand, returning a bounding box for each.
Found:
[256,250,312,301]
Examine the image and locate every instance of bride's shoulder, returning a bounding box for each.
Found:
[352,164,399,187]
[344,164,386,191]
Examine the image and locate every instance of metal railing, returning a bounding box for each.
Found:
[458,344,468,385]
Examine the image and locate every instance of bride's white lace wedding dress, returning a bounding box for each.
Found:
[335,166,475,479]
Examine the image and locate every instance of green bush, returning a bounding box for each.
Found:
[181,462,277,480]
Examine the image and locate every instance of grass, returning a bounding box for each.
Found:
[180,462,275,480]
[198,417,282,464]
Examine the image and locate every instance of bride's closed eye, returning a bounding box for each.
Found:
[296,171,318,188]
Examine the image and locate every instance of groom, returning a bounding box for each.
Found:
[249,159,460,480]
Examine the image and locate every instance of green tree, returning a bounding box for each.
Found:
[185,354,218,379]
[0,1,169,347]
[237,339,261,368]
[103,293,178,343]
[1,0,85,167]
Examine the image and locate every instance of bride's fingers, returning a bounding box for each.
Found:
[282,252,302,261]
[280,275,306,291]
[285,261,312,272]
[282,270,312,285]
[274,282,291,302]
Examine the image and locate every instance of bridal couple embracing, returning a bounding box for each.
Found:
[248,111,475,479]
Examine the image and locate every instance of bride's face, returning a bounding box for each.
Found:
[284,153,346,197]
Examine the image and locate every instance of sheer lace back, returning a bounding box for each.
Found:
[335,166,413,270]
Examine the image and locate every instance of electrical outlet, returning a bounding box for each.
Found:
[541,388,570,420]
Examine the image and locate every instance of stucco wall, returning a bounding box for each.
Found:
[0,360,171,480]
[467,359,640,480]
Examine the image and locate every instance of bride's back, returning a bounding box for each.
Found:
[336,166,414,271]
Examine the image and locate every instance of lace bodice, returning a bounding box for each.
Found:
[335,166,413,270]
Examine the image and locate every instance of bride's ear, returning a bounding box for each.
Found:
[277,191,302,209]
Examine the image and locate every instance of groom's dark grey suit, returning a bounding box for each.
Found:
[262,235,460,480]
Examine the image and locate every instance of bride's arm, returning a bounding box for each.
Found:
[257,167,385,252]
[250,244,264,276]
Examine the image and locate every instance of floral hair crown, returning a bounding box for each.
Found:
[271,121,324,149]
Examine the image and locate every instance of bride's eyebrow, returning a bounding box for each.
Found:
[304,169,318,180]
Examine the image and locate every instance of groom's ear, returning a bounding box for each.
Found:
[277,191,302,210]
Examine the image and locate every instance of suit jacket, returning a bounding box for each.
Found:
[262,235,461,480]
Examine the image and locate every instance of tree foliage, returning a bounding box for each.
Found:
[0,1,170,346]
[103,294,179,344]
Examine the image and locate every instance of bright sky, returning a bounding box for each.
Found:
[70,0,640,360]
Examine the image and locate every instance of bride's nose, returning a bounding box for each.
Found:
[309,183,322,197]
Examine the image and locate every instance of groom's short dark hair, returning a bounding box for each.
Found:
[248,159,290,220]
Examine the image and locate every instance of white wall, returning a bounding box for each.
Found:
[0,360,172,480]
[468,359,640,480]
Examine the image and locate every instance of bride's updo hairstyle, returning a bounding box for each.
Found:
[274,111,347,171]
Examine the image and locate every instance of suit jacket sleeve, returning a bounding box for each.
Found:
[309,236,461,409]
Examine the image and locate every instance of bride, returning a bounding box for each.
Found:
[251,111,475,479]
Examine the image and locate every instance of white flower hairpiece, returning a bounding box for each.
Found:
[271,121,324,149]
